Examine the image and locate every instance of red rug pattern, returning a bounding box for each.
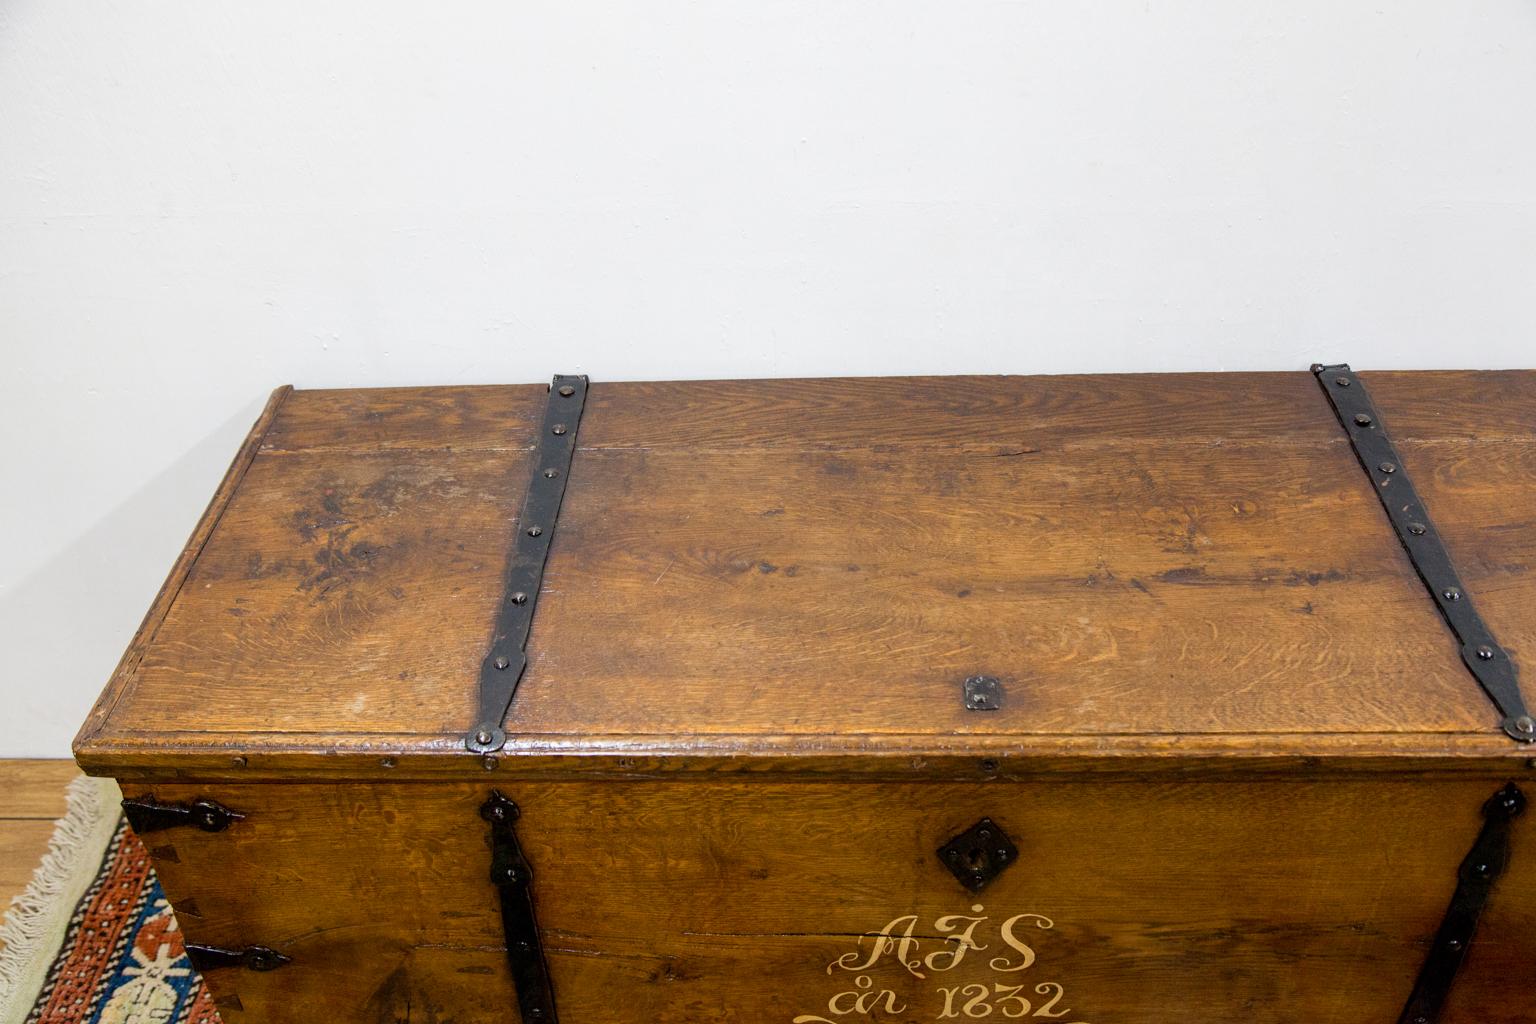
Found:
[25,821,218,1024]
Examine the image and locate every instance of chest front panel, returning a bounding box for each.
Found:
[126,777,1535,1024]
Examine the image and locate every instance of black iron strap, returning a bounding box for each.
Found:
[122,796,244,835]
[1313,364,1535,743]
[482,791,559,1023]
[185,944,291,973]
[466,375,589,754]
[1397,783,1525,1024]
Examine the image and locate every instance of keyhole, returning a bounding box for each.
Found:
[968,846,985,868]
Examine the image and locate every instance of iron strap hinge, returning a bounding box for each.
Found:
[481,791,559,1023]
[466,375,590,754]
[122,796,245,835]
[1312,364,1535,743]
[1397,783,1526,1024]
[185,944,291,973]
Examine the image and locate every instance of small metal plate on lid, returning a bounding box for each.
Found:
[964,675,1002,711]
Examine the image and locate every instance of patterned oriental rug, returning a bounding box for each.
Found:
[0,777,217,1024]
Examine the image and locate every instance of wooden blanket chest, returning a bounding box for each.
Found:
[75,368,1536,1024]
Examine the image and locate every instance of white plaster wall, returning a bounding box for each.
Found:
[2,2,1534,755]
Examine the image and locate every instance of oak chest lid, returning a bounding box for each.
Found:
[75,369,1536,780]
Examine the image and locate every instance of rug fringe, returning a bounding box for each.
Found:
[0,774,122,1023]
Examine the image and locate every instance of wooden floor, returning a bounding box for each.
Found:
[0,760,83,953]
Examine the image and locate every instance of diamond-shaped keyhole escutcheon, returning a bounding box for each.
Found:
[937,817,1019,893]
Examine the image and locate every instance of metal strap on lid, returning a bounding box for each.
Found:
[466,375,589,754]
[1313,364,1534,743]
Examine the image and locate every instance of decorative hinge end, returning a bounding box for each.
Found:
[1502,715,1536,743]
[122,797,245,835]
[185,944,291,973]
[466,724,509,754]
[481,790,522,827]
[467,649,529,752]
[1485,783,1527,823]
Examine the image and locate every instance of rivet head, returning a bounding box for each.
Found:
[1446,938,1464,952]
[1353,412,1373,427]
[380,756,397,769]
[482,754,499,771]
[558,385,575,397]
[526,526,543,537]
[510,592,529,605]
[551,424,567,436]
[1408,523,1427,536]
[1334,377,1352,387]
[1473,862,1493,878]
[980,759,999,774]
[475,728,495,744]
[1442,587,1461,601]
[231,755,248,768]
[493,655,510,670]
[1515,717,1536,736]
[1477,645,1495,661]
[1378,461,1396,474]
[543,468,559,479]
